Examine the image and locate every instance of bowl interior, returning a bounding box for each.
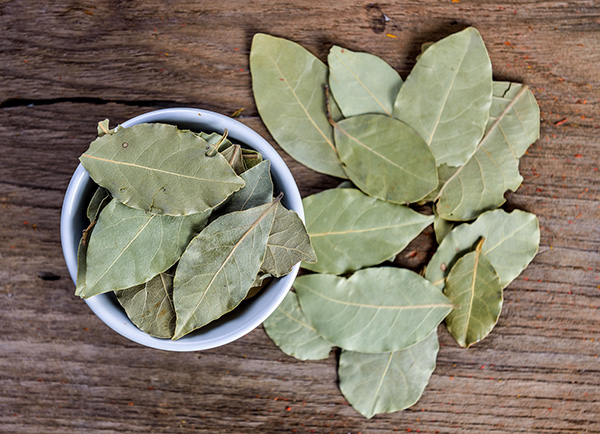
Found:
[61,108,302,351]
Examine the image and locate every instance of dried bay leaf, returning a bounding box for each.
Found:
[76,198,211,298]
[86,187,110,222]
[393,27,493,167]
[301,189,433,274]
[263,291,332,360]
[80,123,245,216]
[214,160,273,217]
[443,239,503,348]
[435,82,540,221]
[250,33,347,178]
[339,331,439,418]
[333,114,438,203]
[294,268,453,353]
[196,131,233,152]
[116,269,176,339]
[433,211,454,244]
[261,203,316,277]
[245,272,272,300]
[221,144,245,175]
[426,209,539,289]
[328,45,402,117]
[241,148,263,170]
[172,200,279,340]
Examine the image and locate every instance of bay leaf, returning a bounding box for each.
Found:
[393,27,493,167]
[426,209,539,289]
[196,131,233,152]
[245,272,272,300]
[333,114,438,203]
[263,291,332,360]
[172,200,279,340]
[76,237,89,295]
[86,187,110,222]
[214,160,273,217]
[250,33,347,178]
[336,180,355,189]
[261,203,316,278]
[97,119,114,137]
[221,144,245,175]
[328,45,402,117]
[301,189,433,274]
[443,239,503,348]
[435,82,540,221]
[338,331,439,418]
[115,269,176,339]
[80,123,245,216]
[294,268,453,352]
[433,211,454,244]
[76,198,211,298]
[241,148,263,170]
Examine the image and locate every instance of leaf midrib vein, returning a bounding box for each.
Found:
[82,154,239,184]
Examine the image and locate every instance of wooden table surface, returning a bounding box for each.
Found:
[1,1,599,432]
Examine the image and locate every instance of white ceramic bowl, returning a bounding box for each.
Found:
[61,108,303,351]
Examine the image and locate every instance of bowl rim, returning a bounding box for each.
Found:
[61,107,302,351]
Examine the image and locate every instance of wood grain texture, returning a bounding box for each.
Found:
[1,0,599,432]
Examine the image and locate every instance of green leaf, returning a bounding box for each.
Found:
[196,131,233,152]
[433,211,454,244]
[241,148,263,170]
[261,203,316,277]
[426,209,539,289]
[116,269,176,339]
[443,239,503,348]
[221,144,246,175]
[172,200,279,339]
[215,160,273,217]
[295,268,453,352]
[76,198,210,298]
[80,123,245,216]
[332,114,438,203]
[393,27,493,167]
[76,237,89,295]
[263,291,332,360]
[339,331,439,418]
[301,189,433,274]
[86,187,110,222]
[333,114,438,203]
[328,45,402,117]
[97,119,113,137]
[245,272,272,300]
[250,33,347,178]
[435,82,540,221]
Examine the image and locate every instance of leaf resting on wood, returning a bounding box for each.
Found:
[443,238,503,347]
[302,189,433,274]
[333,114,438,204]
[250,33,347,178]
[426,209,539,289]
[263,291,332,360]
[339,331,439,418]
[294,268,452,353]
[328,45,402,117]
[393,27,493,167]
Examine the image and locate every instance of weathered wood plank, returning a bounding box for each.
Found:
[1,0,599,432]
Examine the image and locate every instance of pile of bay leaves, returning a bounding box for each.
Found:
[76,121,316,340]
[251,28,541,418]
